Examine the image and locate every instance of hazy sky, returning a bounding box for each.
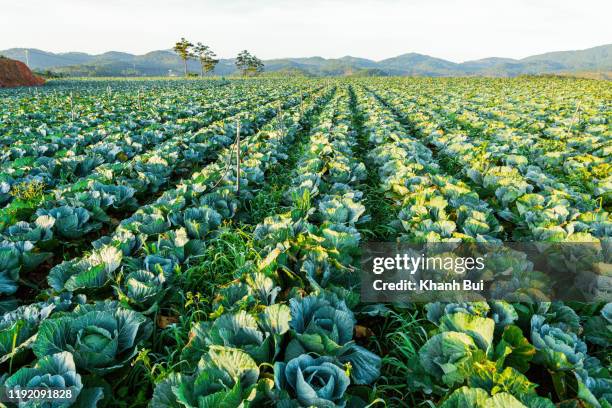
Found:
[1,0,610,62]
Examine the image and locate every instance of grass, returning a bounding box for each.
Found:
[181,224,261,301]
[370,308,433,407]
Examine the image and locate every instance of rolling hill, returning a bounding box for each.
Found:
[1,44,610,77]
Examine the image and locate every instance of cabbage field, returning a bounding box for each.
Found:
[0,77,610,407]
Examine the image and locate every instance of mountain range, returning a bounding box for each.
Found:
[1,44,611,78]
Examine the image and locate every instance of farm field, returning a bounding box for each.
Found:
[0,77,611,408]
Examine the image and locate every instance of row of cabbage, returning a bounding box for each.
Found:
[363,77,610,197]
[177,87,383,407]
[0,82,291,219]
[354,86,503,242]
[352,82,611,407]
[0,81,246,208]
[385,82,611,201]
[365,84,610,242]
[0,83,313,301]
[355,85,609,301]
[0,80,228,156]
[0,85,334,407]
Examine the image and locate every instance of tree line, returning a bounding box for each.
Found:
[173,38,264,77]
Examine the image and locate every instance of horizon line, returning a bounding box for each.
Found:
[2,42,610,65]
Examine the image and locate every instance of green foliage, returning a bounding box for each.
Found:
[32,301,153,375]
[193,42,219,76]
[275,355,350,407]
[10,180,46,202]
[235,50,264,76]
[0,77,609,408]
[439,386,529,408]
[4,352,104,408]
[172,37,194,76]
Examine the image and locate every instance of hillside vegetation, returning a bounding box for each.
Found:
[1,44,611,77]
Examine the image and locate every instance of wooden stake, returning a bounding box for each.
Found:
[278,101,284,135]
[300,92,303,113]
[568,102,582,133]
[236,119,241,197]
[69,92,75,121]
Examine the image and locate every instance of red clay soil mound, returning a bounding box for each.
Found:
[0,57,45,88]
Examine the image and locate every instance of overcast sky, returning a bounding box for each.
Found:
[1,0,610,62]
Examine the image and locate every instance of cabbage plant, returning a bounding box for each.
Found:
[419,332,478,387]
[286,293,381,385]
[0,245,20,295]
[36,206,99,239]
[151,346,264,408]
[275,355,350,408]
[32,301,152,374]
[47,245,122,292]
[438,386,534,408]
[2,352,104,408]
[5,217,55,243]
[0,293,84,360]
[530,314,587,371]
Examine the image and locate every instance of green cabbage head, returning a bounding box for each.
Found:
[419,331,478,387]
[32,301,152,375]
[530,314,587,371]
[287,293,381,385]
[3,351,104,408]
[275,355,350,408]
[151,346,262,408]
